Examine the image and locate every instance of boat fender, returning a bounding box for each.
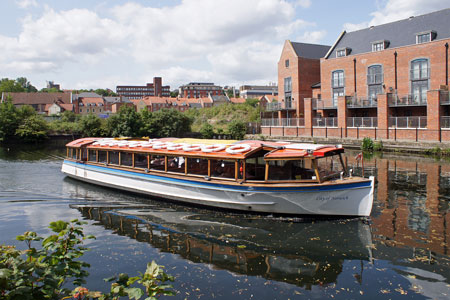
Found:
[167,143,188,150]
[182,144,203,152]
[152,143,168,150]
[201,144,226,153]
[226,144,251,154]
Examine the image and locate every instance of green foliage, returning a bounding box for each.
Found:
[0,97,19,142]
[0,220,175,300]
[199,123,214,139]
[227,120,246,140]
[245,98,259,108]
[170,90,179,98]
[16,77,38,92]
[79,114,105,137]
[142,109,192,138]
[40,88,63,93]
[425,146,442,156]
[107,106,143,137]
[0,78,25,93]
[373,140,383,152]
[61,111,78,123]
[15,115,49,142]
[361,137,374,152]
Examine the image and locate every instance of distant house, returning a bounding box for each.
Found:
[104,96,132,113]
[229,97,246,104]
[72,93,105,115]
[1,92,71,114]
[178,82,222,98]
[239,85,278,99]
[45,102,74,116]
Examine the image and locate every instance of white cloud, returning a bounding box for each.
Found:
[296,0,312,8]
[1,0,327,89]
[345,0,450,31]
[296,30,327,44]
[15,0,38,9]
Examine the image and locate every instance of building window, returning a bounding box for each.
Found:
[367,65,383,100]
[336,49,346,57]
[410,59,429,103]
[285,59,289,68]
[372,42,384,52]
[416,30,436,44]
[331,70,344,104]
[284,77,292,93]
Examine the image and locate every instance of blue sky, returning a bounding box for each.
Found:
[0,0,448,91]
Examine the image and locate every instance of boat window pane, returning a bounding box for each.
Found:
[187,158,208,176]
[98,151,107,163]
[109,151,119,165]
[72,148,77,160]
[267,159,315,180]
[316,156,344,179]
[135,153,148,169]
[121,152,133,167]
[88,150,97,162]
[150,155,165,171]
[211,159,235,179]
[167,156,185,174]
[245,157,265,180]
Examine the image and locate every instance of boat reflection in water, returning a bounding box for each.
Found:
[70,196,373,289]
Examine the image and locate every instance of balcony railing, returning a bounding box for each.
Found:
[261,118,305,127]
[347,97,378,108]
[440,91,450,105]
[266,102,282,111]
[389,116,427,128]
[347,117,378,128]
[388,94,427,106]
[441,116,450,128]
[313,117,338,127]
[312,98,337,110]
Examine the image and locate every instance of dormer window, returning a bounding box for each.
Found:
[336,47,351,57]
[372,40,389,52]
[416,31,436,44]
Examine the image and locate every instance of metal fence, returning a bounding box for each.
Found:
[388,94,427,106]
[261,118,304,127]
[389,116,427,128]
[312,98,337,110]
[313,117,338,127]
[347,98,377,108]
[347,117,377,128]
[441,116,450,128]
[440,91,450,105]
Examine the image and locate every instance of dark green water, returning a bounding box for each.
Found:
[0,144,449,299]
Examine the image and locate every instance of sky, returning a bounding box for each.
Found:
[0,0,449,91]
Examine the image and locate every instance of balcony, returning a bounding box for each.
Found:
[347,117,377,128]
[388,94,427,107]
[389,116,427,128]
[440,91,450,105]
[266,102,282,111]
[265,101,296,111]
[312,98,337,110]
[347,97,378,108]
[261,118,304,127]
[313,117,338,127]
[441,116,450,128]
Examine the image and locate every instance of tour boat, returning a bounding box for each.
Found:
[61,137,375,217]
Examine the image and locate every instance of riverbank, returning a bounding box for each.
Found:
[247,134,450,155]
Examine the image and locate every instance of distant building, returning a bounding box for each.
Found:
[1,92,71,114]
[239,84,278,99]
[116,77,170,99]
[72,92,105,115]
[178,82,222,98]
[47,81,61,91]
[45,102,74,115]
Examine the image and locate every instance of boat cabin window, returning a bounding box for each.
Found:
[167,156,185,174]
[88,150,97,162]
[150,155,165,171]
[98,151,107,164]
[109,151,119,165]
[81,148,87,161]
[187,158,208,176]
[134,153,148,169]
[245,157,265,180]
[211,159,235,179]
[71,148,77,160]
[316,155,344,180]
[267,159,316,181]
[121,152,133,167]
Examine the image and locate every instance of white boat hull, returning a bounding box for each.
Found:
[62,160,374,217]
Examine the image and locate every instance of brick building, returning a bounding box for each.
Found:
[178,82,222,98]
[1,92,71,114]
[116,77,170,99]
[239,84,278,99]
[262,8,450,142]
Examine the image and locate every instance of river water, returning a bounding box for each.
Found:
[0,144,449,299]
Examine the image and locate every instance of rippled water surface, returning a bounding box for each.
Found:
[0,144,449,299]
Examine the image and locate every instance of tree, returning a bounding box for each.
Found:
[15,115,49,142]
[16,77,38,92]
[40,87,62,93]
[107,105,143,137]
[245,98,259,108]
[79,114,104,137]
[170,90,179,98]
[0,96,19,142]
[149,109,192,137]
[94,88,117,97]
[60,110,77,122]
[227,120,246,140]
[17,105,36,119]
[200,123,214,139]
[0,78,25,93]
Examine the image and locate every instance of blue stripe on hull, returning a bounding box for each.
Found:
[63,160,371,193]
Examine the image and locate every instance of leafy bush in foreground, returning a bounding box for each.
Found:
[0,219,175,300]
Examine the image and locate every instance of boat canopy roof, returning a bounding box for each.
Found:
[66,138,344,159]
